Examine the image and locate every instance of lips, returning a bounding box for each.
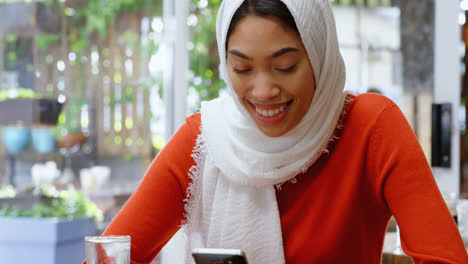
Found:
[256,104,286,117]
[251,101,292,124]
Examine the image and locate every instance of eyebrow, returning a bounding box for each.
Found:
[228,49,252,60]
[228,47,300,60]
[272,47,299,58]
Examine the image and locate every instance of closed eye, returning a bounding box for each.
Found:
[276,65,297,72]
[233,68,251,74]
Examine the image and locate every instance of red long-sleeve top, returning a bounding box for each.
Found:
[91,93,468,263]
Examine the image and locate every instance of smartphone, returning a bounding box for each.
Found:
[192,248,248,264]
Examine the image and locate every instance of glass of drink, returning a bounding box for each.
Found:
[85,235,131,264]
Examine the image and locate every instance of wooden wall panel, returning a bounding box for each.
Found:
[22,12,153,158]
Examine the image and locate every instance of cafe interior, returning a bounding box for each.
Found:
[0,0,466,263]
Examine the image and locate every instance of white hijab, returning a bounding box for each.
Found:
[183,0,347,263]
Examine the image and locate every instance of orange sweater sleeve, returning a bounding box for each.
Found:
[368,103,468,264]
[84,114,200,264]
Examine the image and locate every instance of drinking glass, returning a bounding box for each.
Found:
[85,235,131,264]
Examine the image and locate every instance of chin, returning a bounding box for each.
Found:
[257,125,288,138]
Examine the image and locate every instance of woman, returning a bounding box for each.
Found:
[89,0,468,263]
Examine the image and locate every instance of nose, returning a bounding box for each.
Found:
[250,74,280,101]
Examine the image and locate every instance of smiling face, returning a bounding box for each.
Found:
[227,15,316,137]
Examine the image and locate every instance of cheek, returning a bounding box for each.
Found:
[228,71,248,98]
[288,70,314,94]
[299,64,316,91]
[293,71,315,108]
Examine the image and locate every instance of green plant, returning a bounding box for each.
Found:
[0,185,16,198]
[55,0,162,135]
[3,34,33,71]
[51,0,224,114]
[1,0,230,149]
[0,88,41,101]
[64,0,162,57]
[188,0,224,113]
[0,185,103,223]
[36,34,60,52]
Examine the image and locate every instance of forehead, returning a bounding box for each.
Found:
[227,15,304,53]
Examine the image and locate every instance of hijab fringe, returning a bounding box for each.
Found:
[182,131,206,227]
[272,95,354,191]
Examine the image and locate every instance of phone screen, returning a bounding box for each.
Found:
[192,248,248,264]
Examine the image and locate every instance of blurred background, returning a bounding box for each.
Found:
[0,0,466,263]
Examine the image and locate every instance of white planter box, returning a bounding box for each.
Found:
[0,217,97,264]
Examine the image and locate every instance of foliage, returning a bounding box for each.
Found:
[36,34,61,52]
[42,0,162,134]
[60,0,224,113]
[0,88,40,101]
[57,0,227,132]
[0,185,16,198]
[0,185,103,222]
[3,34,33,71]
[1,0,228,147]
[152,134,165,150]
[64,0,162,57]
[0,0,24,3]
[188,0,224,112]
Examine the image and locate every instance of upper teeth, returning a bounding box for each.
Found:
[256,105,286,117]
